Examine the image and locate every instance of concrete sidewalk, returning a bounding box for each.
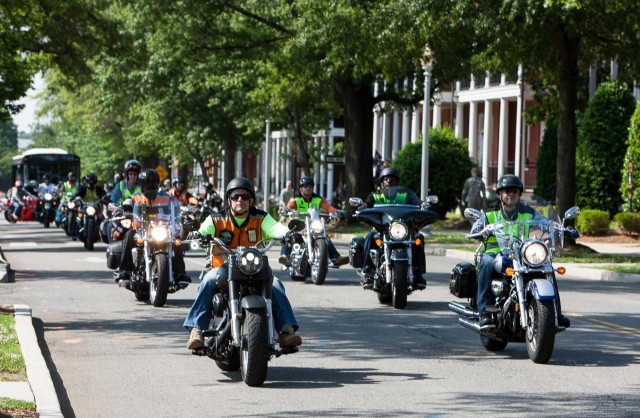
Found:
[0,305,63,418]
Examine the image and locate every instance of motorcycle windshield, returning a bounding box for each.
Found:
[492,204,563,258]
[373,186,422,206]
[134,201,180,235]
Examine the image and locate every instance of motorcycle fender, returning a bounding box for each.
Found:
[240,295,267,310]
[390,249,409,262]
[526,279,556,301]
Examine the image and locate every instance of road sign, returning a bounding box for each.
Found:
[325,155,345,164]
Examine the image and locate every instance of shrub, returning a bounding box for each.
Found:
[576,81,635,216]
[613,212,640,235]
[394,126,474,218]
[575,209,610,236]
[621,101,640,212]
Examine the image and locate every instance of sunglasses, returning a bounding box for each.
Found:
[229,193,252,202]
[503,187,520,194]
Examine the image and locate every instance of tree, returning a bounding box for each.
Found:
[576,81,635,215]
[0,121,18,188]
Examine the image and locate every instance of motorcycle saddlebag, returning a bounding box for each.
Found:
[350,236,365,268]
[449,262,477,298]
[106,240,124,270]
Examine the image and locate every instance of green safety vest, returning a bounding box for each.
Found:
[118,181,141,202]
[84,188,100,202]
[484,204,535,253]
[61,182,78,202]
[294,196,322,212]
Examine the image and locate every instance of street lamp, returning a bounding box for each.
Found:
[420,47,434,199]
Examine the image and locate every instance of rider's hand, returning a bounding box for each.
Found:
[335,209,346,220]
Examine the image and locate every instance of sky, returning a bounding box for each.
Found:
[12,73,46,134]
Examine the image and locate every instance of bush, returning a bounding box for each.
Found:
[613,212,640,235]
[576,209,610,236]
[621,101,640,212]
[394,126,474,218]
[576,81,635,216]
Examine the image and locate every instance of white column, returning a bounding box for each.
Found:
[319,134,327,198]
[497,97,508,180]
[314,135,321,194]
[372,82,380,155]
[381,109,391,161]
[235,150,243,178]
[262,121,271,211]
[392,110,401,159]
[433,94,442,127]
[327,134,335,201]
[514,65,524,179]
[274,136,281,194]
[611,59,619,81]
[286,136,294,184]
[402,78,411,148]
[482,100,492,187]
[468,101,478,161]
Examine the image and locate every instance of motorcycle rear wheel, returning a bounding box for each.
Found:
[241,308,269,387]
[392,260,408,309]
[149,253,170,307]
[526,299,556,364]
[4,210,16,224]
[310,239,328,285]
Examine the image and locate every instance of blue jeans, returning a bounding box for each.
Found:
[183,265,298,332]
[477,253,498,316]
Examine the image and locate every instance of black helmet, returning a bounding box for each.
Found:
[85,173,98,189]
[124,159,142,173]
[42,174,50,181]
[299,176,315,187]
[114,173,122,183]
[379,167,400,181]
[225,177,255,200]
[68,172,76,181]
[173,176,187,187]
[496,174,523,193]
[138,169,160,193]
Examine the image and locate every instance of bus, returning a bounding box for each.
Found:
[12,148,81,193]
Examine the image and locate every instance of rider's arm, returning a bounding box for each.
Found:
[364,193,375,208]
[319,199,338,214]
[187,194,199,205]
[197,216,216,237]
[286,199,296,210]
[111,183,122,203]
[261,214,290,239]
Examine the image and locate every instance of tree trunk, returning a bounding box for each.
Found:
[555,30,579,217]
[342,79,375,215]
[292,107,312,176]
[223,129,236,183]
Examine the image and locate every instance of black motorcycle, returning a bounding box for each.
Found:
[61,194,80,240]
[37,191,59,228]
[349,188,439,309]
[190,235,298,387]
[76,198,105,251]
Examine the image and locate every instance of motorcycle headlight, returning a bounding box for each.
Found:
[120,219,132,229]
[389,222,408,240]
[67,201,75,209]
[150,225,169,242]
[44,193,53,201]
[309,219,324,234]
[86,206,96,216]
[522,241,549,266]
[237,249,264,275]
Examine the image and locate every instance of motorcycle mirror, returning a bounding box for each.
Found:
[426,195,439,205]
[563,206,580,220]
[349,197,364,207]
[464,208,482,221]
[288,219,305,232]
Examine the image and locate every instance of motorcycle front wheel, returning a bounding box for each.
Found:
[392,260,408,309]
[240,308,269,387]
[84,220,95,251]
[43,209,51,228]
[310,239,328,285]
[149,253,170,307]
[526,299,556,363]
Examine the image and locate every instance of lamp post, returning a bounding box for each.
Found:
[420,48,434,199]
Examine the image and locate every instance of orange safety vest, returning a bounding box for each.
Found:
[208,207,266,267]
[130,192,174,229]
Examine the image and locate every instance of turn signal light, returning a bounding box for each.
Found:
[415,238,422,246]
[556,267,566,275]
[505,267,514,277]
[375,238,382,247]
[136,236,144,245]
[175,239,181,246]
[327,233,332,238]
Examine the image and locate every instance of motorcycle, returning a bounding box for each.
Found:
[115,202,188,307]
[190,235,298,387]
[280,207,339,285]
[4,195,37,223]
[76,199,105,251]
[60,194,80,239]
[349,188,439,309]
[36,192,60,228]
[448,205,580,364]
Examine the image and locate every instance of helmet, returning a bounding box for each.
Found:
[42,174,50,181]
[299,176,315,187]
[379,167,400,181]
[203,182,214,192]
[225,177,255,200]
[138,169,160,193]
[114,173,122,183]
[15,180,23,188]
[124,159,142,174]
[85,173,98,189]
[496,174,523,193]
[173,176,187,187]
[68,172,76,181]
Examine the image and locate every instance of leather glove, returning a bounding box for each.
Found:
[336,210,346,220]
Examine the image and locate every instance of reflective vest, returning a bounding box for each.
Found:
[61,182,78,202]
[294,196,322,212]
[208,208,266,267]
[118,181,141,202]
[84,188,100,202]
[484,204,536,253]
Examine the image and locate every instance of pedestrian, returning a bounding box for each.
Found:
[331,184,346,210]
[461,167,486,210]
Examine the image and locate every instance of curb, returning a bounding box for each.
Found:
[436,248,640,283]
[13,304,63,418]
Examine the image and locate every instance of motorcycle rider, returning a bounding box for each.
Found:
[361,167,427,290]
[9,180,35,220]
[167,176,199,206]
[184,177,302,350]
[278,176,348,267]
[114,168,191,284]
[35,174,58,220]
[56,172,79,224]
[77,173,106,202]
[111,160,142,204]
[470,174,570,329]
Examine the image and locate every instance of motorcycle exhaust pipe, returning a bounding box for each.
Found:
[448,301,477,319]
[458,317,481,333]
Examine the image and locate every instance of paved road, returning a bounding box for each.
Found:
[1,221,639,417]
